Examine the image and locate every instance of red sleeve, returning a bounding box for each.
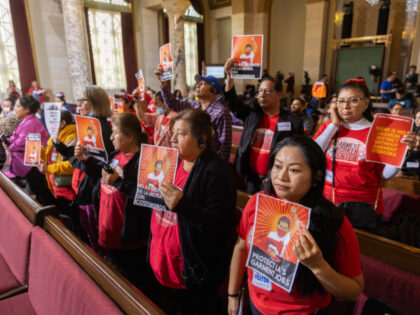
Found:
[332,217,362,278]
[237,193,258,240]
[312,121,331,140]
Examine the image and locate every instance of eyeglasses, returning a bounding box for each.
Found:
[77,98,89,103]
[258,88,276,95]
[337,97,365,106]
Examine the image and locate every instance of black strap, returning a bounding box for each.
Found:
[331,126,340,190]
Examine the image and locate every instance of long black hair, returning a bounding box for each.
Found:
[265,136,344,296]
[339,81,373,121]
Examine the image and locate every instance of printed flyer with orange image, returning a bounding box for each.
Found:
[134,144,178,210]
[24,133,42,166]
[366,113,414,168]
[160,43,173,81]
[109,97,115,113]
[135,69,145,101]
[246,194,311,292]
[231,35,263,79]
[74,115,107,162]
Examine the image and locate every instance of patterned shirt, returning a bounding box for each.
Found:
[161,86,232,160]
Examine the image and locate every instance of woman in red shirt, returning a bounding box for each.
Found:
[228,136,364,315]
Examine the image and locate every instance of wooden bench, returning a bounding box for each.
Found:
[383,176,420,195]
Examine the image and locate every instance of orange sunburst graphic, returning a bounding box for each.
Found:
[138,144,178,190]
[253,194,310,264]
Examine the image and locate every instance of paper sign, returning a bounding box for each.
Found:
[44,102,61,139]
[231,35,264,79]
[74,115,108,163]
[366,114,414,167]
[109,97,115,113]
[134,144,178,210]
[24,133,42,166]
[135,70,145,101]
[160,43,173,81]
[246,194,311,293]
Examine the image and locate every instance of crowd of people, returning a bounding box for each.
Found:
[0,59,419,315]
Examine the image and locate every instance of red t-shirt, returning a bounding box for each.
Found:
[313,121,385,214]
[150,160,190,289]
[249,114,279,175]
[98,152,133,249]
[238,192,362,315]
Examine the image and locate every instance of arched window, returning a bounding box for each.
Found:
[184,5,202,87]
[0,0,20,94]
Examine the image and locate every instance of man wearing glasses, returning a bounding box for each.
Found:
[223,58,304,194]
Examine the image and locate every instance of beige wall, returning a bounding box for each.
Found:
[27,0,73,101]
[269,0,306,94]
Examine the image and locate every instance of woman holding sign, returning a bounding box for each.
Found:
[313,81,416,228]
[228,136,363,315]
[147,109,237,314]
[5,95,52,205]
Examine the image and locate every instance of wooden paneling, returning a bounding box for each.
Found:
[383,176,420,195]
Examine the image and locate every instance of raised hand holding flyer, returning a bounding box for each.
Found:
[135,69,145,101]
[160,43,173,81]
[74,115,108,163]
[134,144,178,211]
[366,114,414,167]
[246,194,311,293]
[24,133,42,166]
[231,35,263,79]
[44,102,61,139]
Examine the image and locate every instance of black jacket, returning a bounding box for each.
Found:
[224,86,304,177]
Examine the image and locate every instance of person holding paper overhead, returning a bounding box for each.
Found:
[144,109,236,314]
[224,58,304,193]
[155,65,232,161]
[313,80,416,227]
[228,136,363,315]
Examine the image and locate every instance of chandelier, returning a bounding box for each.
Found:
[365,0,380,5]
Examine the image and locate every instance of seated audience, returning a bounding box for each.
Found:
[228,136,363,314]
[372,107,390,119]
[28,80,45,103]
[313,81,416,227]
[388,88,412,109]
[146,109,236,314]
[310,74,328,111]
[155,65,232,161]
[0,98,15,118]
[6,80,21,98]
[380,72,397,101]
[290,97,314,135]
[5,95,53,205]
[223,58,304,193]
[115,92,136,114]
[173,89,182,100]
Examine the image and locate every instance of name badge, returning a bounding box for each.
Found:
[325,169,333,183]
[252,271,272,291]
[51,153,58,162]
[407,161,419,168]
[277,122,291,132]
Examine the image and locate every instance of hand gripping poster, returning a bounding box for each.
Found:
[24,133,42,166]
[160,43,173,81]
[74,115,108,163]
[246,194,311,293]
[231,35,264,79]
[366,113,414,168]
[44,102,61,139]
[134,144,178,210]
[135,69,145,101]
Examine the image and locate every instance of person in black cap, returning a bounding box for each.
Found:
[155,65,232,161]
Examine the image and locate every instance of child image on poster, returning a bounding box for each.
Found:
[246,194,310,292]
[24,133,42,166]
[159,44,173,81]
[231,35,263,79]
[134,144,178,210]
[74,115,107,162]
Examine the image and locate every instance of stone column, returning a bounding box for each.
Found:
[302,0,329,82]
[61,0,92,100]
[162,0,190,92]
